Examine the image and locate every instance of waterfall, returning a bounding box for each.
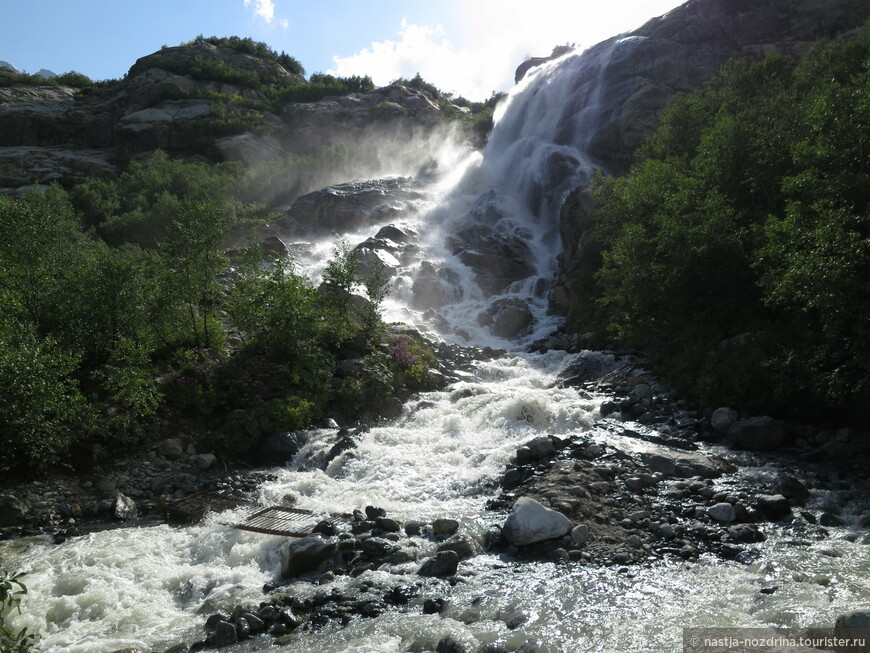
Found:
[400,39,625,348]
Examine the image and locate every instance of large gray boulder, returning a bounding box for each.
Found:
[446,225,536,295]
[502,496,572,546]
[834,609,870,639]
[276,177,420,236]
[728,416,786,451]
[418,550,459,577]
[281,536,336,578]
[640,451,732,479]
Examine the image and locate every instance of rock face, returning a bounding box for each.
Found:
[502,496,572,546]
[0,44,447,194]
[555,0,870,307]
[445,225,536,295]
[276,178,421,236]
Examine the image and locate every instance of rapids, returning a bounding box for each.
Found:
[4,36,869,653]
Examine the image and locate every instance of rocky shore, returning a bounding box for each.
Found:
[3,345,870,653]
[485,352,870,567]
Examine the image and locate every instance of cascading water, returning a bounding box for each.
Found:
[4,34,870,653]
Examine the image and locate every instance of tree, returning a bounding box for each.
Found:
[161,200,229,350]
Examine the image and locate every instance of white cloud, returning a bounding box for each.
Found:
[243,0,288,28]
[328,0,684,100]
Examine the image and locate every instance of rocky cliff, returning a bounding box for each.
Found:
[0,43,449,194]
[552,0,870,313]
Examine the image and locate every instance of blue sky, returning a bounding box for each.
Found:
[2,0,684,100]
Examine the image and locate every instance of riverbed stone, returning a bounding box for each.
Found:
[437,534,478,560]
[281,535,336,578]
[755,494,792,521]
[432,518,460,537]
[710,407,738,434]
[502,496,572,546]
[112,493,137,521]
[706,503,736,523]
[834,609,870,639]
[418,550,459,577]
[640,451,729,479]
[213,619,238,646]
[570,524,590,547]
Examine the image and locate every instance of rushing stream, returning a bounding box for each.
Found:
[4,36,870,653]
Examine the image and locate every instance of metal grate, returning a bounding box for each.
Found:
[233,506,332,537]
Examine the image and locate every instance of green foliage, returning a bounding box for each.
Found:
[161,200,229,350]
[189,35,305,76]
[361,259,391,339]
[574,24,870,421]
[72,150,247,246]
[320,240,361,342]
[0,69,115,90]
[271,73,374,104]
[0,321,91,473]
[391,73,443,99]
[0,569,37,652]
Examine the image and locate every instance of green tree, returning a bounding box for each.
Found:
[160,200,229,349]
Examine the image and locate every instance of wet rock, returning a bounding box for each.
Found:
[706,503,736,523]
[728,416,786,451]
[365,505,387,520]
[437,535,478,560]
[710,407,738,434]
[423,597,449,614]
[446,225,536,295]
[376,517,401,532]
[819,513,845,527]
[436,635,468,653]
[190,453,216,470]
[418,550,460,577]
[233,617,251,640]
[488,299,535,339]
[281,535,336,578]
[432,518,460,537]
[755,494,792,521]
[384,585,418,605]
[360,537,396,557]
[521,436,557,459]
[213,620,238,646]
[640,451,730,479]
[835,609,870,640]
[242,612,266,632]
[112,493,137,521]
[205,612,230,631]
[0,494,29,526]
[776,475,810,505]
[502,497,572,546]
[404,520,422,536]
